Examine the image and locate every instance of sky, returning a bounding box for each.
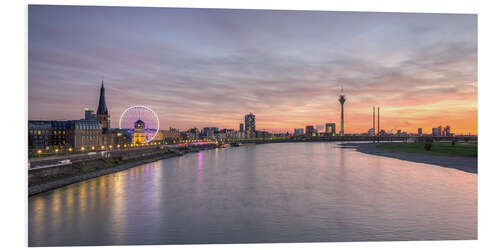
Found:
[28,5,477,134]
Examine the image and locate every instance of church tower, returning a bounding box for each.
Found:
[96,80,110,131]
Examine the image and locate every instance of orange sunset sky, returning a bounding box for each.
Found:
[28,7,477,134]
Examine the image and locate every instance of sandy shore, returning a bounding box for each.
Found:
[340,143,477,174]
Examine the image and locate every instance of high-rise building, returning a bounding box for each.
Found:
[239,123,244,132]
[294,128,304,136]
[97,81,110,131]
[339,88,346,136]
[305,125,315,136]
[325,123,336,135]
[418,128,423,136]
[245,113,256,133]
[444,125,451,136]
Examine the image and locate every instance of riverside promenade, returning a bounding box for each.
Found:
[28,143,217,196]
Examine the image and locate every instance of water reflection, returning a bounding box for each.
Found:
[29,142,477,246]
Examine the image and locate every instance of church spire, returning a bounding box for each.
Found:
[97,80,108,115]
[96,80,110,130]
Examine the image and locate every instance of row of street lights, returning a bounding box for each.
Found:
[34,139,216,156]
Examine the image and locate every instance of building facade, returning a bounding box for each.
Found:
[28,121,52,149]
[325,123,336,135]
[244,113,256,134]
[71,120,103,148]
[294,128,305,136]
[156,129,182,141]
[84,108,97,120]
[305,125,315,136]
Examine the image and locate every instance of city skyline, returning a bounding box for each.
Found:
[29,6,477,134]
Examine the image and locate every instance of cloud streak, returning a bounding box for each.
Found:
[28,6,477,134]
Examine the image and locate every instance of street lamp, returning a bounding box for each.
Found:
[81,147,85,151]
[68,148,73,152]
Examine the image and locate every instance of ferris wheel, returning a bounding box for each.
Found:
[119,105,160,143]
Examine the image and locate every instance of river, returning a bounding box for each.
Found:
[29,142,477,246]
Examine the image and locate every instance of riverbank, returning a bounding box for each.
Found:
[340,143,477,174]
[28,146,215,196]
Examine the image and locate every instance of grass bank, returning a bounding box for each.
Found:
[376,142,477,157]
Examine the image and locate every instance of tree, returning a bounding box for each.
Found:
[424,136,433,151]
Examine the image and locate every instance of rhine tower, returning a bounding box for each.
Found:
[339,86,346,136]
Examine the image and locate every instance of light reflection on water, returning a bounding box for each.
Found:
[29,142,477,246]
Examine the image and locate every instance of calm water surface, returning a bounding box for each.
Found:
[29,142,477,246]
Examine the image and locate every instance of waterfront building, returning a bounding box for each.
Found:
[133,120,147,144]
[339,88,346,136]
[245,113,256,134]
[28,121,52,149]
[100,129,131,146]
[84,108,97,120]
[305,125,315,136]
[432,126,443,136]
[156,128,182,141]
[256,130,271,138]
[28,120,73,149]
[218,129,237,139]
[202,127,219,139]
[28,120,104,149]
[50,121,71,146]
[325,123,336,135]
[71,120,103,148]
[444,125,451,136]
[294,128,305,136]
[184,128,200,140]
[97,81,110,131]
